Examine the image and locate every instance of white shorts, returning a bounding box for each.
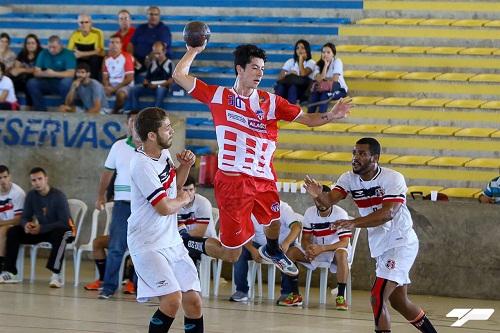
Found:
[297,244,351,273]
[131,244,201,302]
[375,241,419,286]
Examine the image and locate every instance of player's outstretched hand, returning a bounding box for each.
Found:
[334,219,355,231]
[328,97,352,120]
[177,189,191,206]
[176,150,196,166]
[186,39,207,53]
[303,175,323,198]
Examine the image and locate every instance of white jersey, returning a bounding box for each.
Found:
[127,148,181,255]
[333,166,417,257]
[282,58,317,80]
[0,183,25,221]
[253,201,301,245]
[0,76,17,103]
[302,205,351,245]
[177,193,216,238]
[104,137,137,201]
[312,57,348,91]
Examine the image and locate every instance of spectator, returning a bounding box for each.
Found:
[479,176,500,204]
[0,167,75,288]
[0,33,16,73]
[308,43,348,113]
[130,41,173,109]
[130,6,172,71]
[0,165,25,273]
[59,62,108,114]
[27,35,76,112]
[102,35,134,114]
[275,39,315,104]
[116,9,135,54]
[0,62,18,110]
[9,34,43,108]
[68,14,105,80]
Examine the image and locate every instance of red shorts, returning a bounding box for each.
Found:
[214,171,280,248]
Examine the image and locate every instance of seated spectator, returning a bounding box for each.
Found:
[116,9,135,54]
[130,6,172,71]
[27,35,76,112]
[275,39,315,104]
[102,35,134,114]
[9,34,43,108]
[285,185,352,310]
[308,43,348,113]
[68,14,105,80]
[0,33,16,73]
[0,62,18,110]
[0,167,75,288]
[59,62,108,114]
[0,165,26,273]
[130,41,173,109]
[479,176,500,204]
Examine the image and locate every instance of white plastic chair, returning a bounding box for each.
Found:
[302,227,361,306]
[199,207,219,297]
[248,260,276,300]
[28,199,88,284]
[74,202,114,286]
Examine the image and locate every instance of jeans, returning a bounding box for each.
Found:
[280,272,299,296]
[27,77,73,111]
[130,85,168,109]
[101,201,131,294]
[234,242,261,293]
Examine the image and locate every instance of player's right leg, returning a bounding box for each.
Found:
[84,235,109,290]
[371,277,398,332]
[151,292,181,333]
[182,290,204,333]
[334,248,349,310]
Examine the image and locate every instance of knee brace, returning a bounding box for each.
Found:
[371,277,388,327]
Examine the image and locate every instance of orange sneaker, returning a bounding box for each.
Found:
[277,293,303,307]
[123,280,136,294]
[336,296,348,311]
[84,279,103,291]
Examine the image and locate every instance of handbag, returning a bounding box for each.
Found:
[311,80,334,93]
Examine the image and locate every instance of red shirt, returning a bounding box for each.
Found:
[116,26,136,52]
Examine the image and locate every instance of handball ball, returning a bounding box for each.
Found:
[183,21,211,47]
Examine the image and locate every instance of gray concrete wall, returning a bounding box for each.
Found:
[197,187,500,300]
[0,111,186,246]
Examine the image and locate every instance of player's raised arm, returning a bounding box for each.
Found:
[294,97,352,127]
[172,42,206,92]
[304,175,345,208]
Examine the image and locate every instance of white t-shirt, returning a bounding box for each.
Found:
[104,137,137,201]
[333,166,418,257]
[103,52,134,87]
[312,58,348,91]
[253,200,301,245]
[302,205,351,245]
[282,58,316,80]
[0,183,25,221]
[178,193,216,238]
[127,148,181,255]
[0,76,17,103]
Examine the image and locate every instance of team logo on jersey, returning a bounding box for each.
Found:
[271,202,280,212]
[248,119,266,132]
[226,110,267,133]
[255,109,264,121]
[375,188,385,197]
[385,259,396,270]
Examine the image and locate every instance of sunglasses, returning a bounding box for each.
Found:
[79,21,90,24]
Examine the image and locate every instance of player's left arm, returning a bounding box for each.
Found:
[294,97,352,127]
[280,221,302,253]
[172,42,207,92]
[336,201,403,229]
[175,150,196,192]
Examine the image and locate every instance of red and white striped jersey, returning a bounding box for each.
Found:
[302,205,351,245]
[128,148,182,255]
[333,166,417,257]
[189,78,302,180]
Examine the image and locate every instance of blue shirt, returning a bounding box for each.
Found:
[483,176,500,204]
[35,48,76,72]
[131,21,172,63]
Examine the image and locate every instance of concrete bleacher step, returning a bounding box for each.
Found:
[356,17,500,28]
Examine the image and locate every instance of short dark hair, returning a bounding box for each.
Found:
[356,137,381,156]
[135,107,168,142]
[0,32,10,43]
[184,175,197,187]
[29,167,47,176]
[118,9,131,16]
[76,62,91,73]
[0,165,9,174]
[127,109,141,120]
[48,35,61,44]
[293,39,312,63]
[110,34,122,42]
[322,184,331,193]
[233,44,267,76]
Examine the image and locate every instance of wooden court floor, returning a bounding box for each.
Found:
[0,261,498,333]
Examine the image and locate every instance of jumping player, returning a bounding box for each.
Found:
[173,42,351,276]
[128,107,203,333]
[304,137,437,333]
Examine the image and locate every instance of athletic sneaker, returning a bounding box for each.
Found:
[84,279,103,291]
[122,280,136,294]
[0,271,19,283]
[229,291,248,302]
[49,273,63,288]
[277,293,303,307]
[98,290,114,299]
[336,295,348,311]
[258,245,299,276]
